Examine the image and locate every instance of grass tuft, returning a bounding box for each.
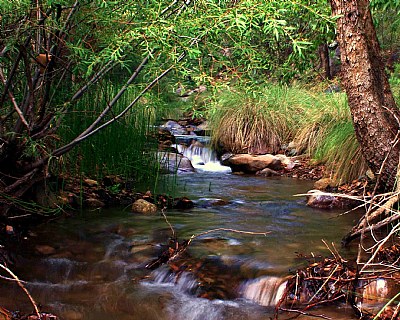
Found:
[207,84,370,184]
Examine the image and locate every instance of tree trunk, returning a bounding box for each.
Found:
[318,43,332,80]
[330,0,400,191]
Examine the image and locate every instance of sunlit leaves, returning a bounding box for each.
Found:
[1,0,336,86]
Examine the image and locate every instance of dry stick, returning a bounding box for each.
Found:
[352,214,400,245]
[360,222,400,273]
[188,228,270,244]
[161,208,175,239]
[0,274,28,282]
[278,307,332,320]
[69,61,115,102]
[321,239,338,261]
[390,301,400,320]
[0,69,29,129]
[0,37,28,107]
[3,168,38,193]
[331,241,347,263]
[0,263,41,319]
[302,293,346,312]
[359,122,400,247]
[307,264,339,304]
[298,191,399,244]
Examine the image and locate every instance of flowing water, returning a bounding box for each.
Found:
[0,150,361,319]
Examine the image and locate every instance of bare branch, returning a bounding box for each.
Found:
[0,263,40,319]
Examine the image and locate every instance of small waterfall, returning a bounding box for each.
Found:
[175,142,231,173]
[145,266,199,295]
[240,276,288,307]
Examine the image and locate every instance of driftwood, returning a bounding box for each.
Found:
[342,192,400,246]
[275,243,400,320]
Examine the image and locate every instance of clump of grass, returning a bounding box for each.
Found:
[294,90,349,154]
[208,86,305,154]
[313,121,368,184]
[208,84,369,184]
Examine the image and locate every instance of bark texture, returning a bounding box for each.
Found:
[330,0,400,191]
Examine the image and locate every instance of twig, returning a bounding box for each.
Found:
[0,263,41,319]
[360,222,400,273]
[188,228,270,243]
[161,207,175,238]
[0,69,29,129]
[278,307,332,320]
[321,239,338,261]
[307,264,339,304]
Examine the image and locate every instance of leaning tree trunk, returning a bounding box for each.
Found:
[330,0,400,191]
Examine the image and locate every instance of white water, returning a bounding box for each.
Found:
[240,276,288,306]
[175,144,231,173]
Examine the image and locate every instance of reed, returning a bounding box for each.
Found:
[59,80,166,189]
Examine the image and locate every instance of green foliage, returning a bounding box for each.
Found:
[208,84,368,184]
[371,0,400,49]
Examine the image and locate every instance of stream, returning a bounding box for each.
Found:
[0,149,361,319]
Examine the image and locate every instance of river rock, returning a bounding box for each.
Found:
[306,190,338,209]
[83,178,98,187]
[173,197,194,210]
[306,190,355,209]
[256,168,279,177]
[162,120,187,135]
[274,154,292,167]
[195,198,229,208]
[222,154,282,173]
[158,152,195,173]
[84,197,105,208]
[102,175,124,187]
[356,278,400,315]
[35,245,56,255]
[314,177,337,190]
[131,199,157,214]
[241,276,288,307]
[194,121,209,136]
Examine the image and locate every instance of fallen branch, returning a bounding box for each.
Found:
[278,307,332,320]
[145,221,270,270]
[343,213,400,246]
[0,263,40,319]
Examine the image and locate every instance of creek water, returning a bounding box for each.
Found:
[0,158,361,319]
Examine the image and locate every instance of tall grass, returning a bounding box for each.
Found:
[208,86,304,154]
[59,81,169,190]
[207,85,369,184]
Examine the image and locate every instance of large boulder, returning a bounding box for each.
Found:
[158,152,195,173]
[222,154,282,173]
